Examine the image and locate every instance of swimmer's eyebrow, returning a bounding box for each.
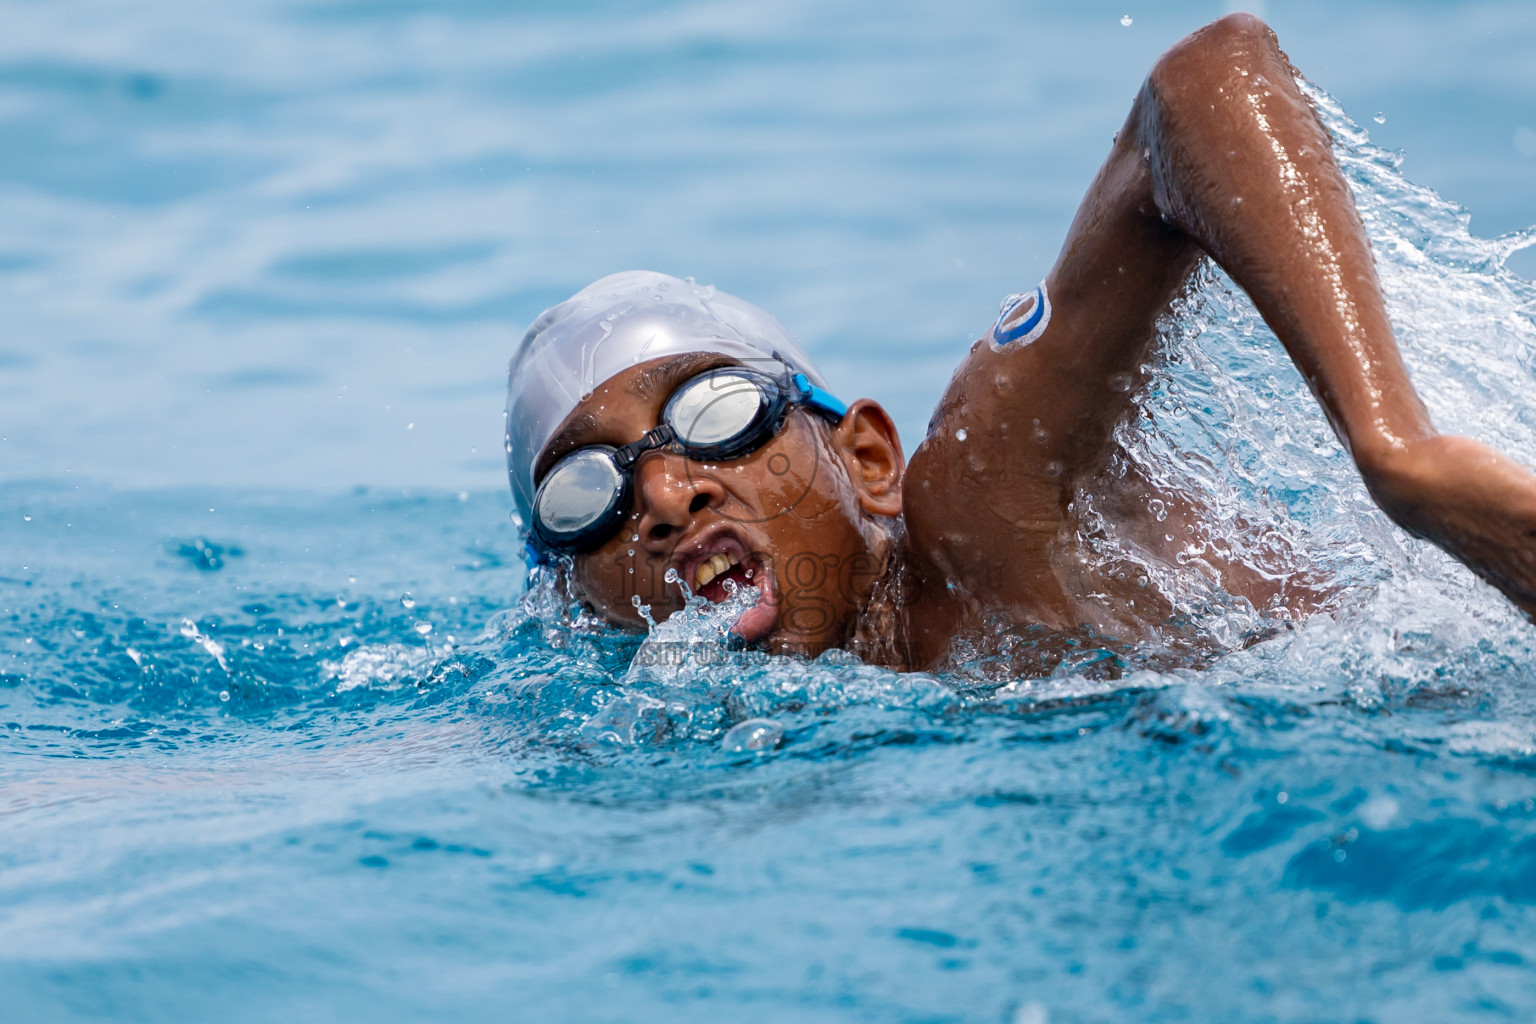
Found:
[626,352,737,403]
[535,412,602,481]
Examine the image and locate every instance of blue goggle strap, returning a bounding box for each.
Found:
[792,373,849,422]
[523,534,552,567]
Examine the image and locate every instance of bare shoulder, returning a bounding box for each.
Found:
[901,290,1109,627]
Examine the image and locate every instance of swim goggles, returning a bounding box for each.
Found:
[530,366,848,553]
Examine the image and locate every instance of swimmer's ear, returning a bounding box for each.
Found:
[831,399,905,517]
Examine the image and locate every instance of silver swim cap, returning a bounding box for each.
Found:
[505,270,830,532]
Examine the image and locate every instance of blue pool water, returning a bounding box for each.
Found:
[5,2,1536,1021]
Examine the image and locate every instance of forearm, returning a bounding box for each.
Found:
[1135,13,1434,464]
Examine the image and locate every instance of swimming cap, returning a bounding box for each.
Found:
[505,270,831,532]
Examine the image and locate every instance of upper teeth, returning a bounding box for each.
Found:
[694,551,739,589]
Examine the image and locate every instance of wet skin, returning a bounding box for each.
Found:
[536,14,1536,670]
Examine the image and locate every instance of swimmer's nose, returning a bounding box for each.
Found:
[633,451,724,547]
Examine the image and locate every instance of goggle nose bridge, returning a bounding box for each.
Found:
[612,423,678,470]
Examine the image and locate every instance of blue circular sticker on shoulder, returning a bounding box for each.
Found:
[990,282,1051,349]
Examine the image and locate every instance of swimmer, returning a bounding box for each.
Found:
[505,14,1536,671]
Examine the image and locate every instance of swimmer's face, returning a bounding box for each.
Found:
[532,354,905,656]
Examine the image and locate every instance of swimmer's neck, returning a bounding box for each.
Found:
[841,525,1082,673]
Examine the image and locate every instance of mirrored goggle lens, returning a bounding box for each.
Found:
[666,371,769,447]
[535,449,625,535]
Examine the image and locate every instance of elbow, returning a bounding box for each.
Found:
[1351,434,1447,538]
[1147,12,1282,107]
[1205,11,1276,45]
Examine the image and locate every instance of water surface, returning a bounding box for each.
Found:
[5,2,1536,1022]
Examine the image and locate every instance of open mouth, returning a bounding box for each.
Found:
[674,534,779,644]
[693,550,755,602]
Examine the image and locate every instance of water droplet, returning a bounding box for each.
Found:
[400,594,416,609]
[1120,14,1132,26]
[406,422,415,431]
[219,690,230,702]
[22,514,30,522]
[1372,112,1386,125]
[414,622,433,636]
[955,428,968,441]
[721,718,783,753]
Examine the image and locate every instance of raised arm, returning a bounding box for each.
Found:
[904,13,1536,628]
